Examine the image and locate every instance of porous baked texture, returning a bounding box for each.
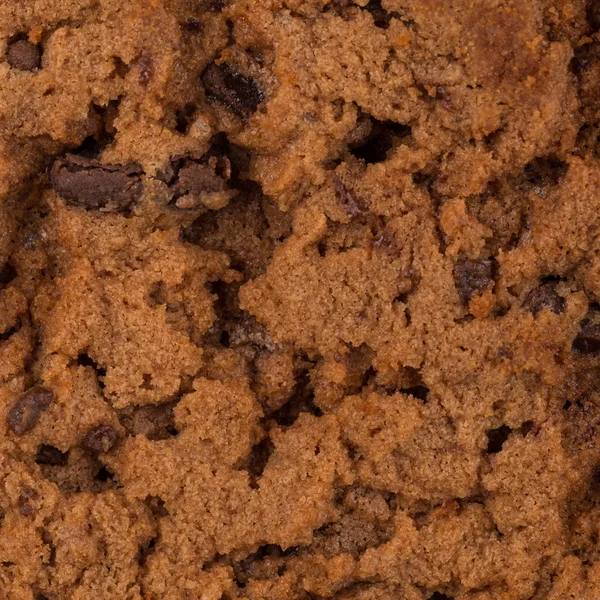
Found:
[1,1,600,598]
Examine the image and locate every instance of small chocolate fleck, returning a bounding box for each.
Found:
[571,52,592,75]
[436,86,453,110]
[453,259,494,302]
[201,62,264,118]
[228,313,275,352]
[81,424,118,454]
[6,39,41,71]
[50,155,143,212]
[334,176,368,218]
[372,227,397,253]
[182,18,202,32]
[18,486,40,516]
[137,55,154,86]
[522,282,564,316]
[7,387,53,435]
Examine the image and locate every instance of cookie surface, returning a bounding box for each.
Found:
[1,1,600,599]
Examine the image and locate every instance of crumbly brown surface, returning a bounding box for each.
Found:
[1,1,600,598]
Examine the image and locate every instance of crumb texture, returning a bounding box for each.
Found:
[1,0,600,599]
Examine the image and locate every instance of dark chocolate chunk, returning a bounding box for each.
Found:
[6,39,41,71]
[7,387,54,435]
[201,62,264,118]
[573,319,600,354]
[334,176,368,218]
[522,282,565,316]
[35,444,68,466]
[50,155,143,212]
[453,259,494,302]
[81,424,118,454]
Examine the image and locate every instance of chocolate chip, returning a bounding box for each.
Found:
[523,282,565,316]
[201,62,264,118]
[18,486,40,516]
[81,424,118,454]
[160,155,231,208]
[50,155,143,212]
[334,176,368,218]
[6,39,41,71]
[453,259,494,302]
[7,387,53,435]
[174,157,230,195]
[35,444,68,466]
[573,319,600,354]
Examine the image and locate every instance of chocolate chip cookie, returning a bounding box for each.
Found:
[1,1,600,599]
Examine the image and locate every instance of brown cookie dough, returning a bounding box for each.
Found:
[1,0,600,599]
